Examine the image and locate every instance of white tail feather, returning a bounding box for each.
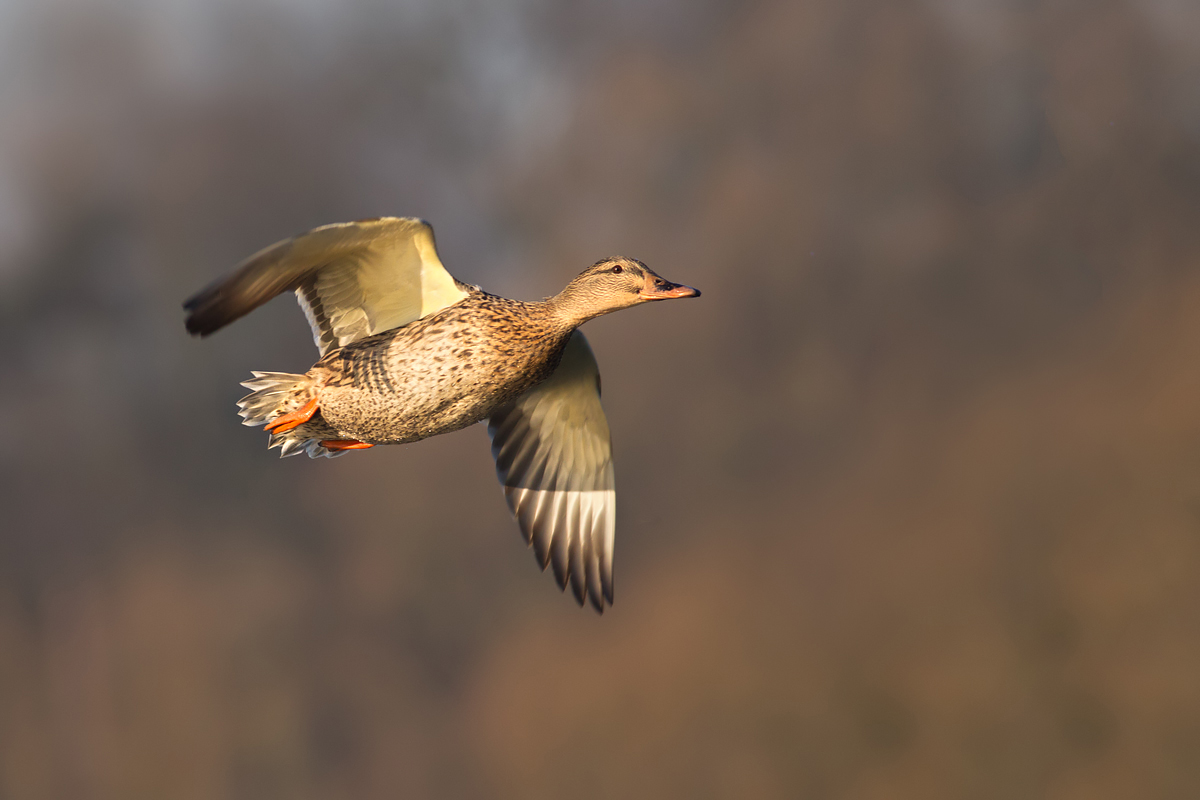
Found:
[237,371,344,458]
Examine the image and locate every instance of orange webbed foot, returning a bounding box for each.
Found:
[264,398,318,434]
[320,439,375,451]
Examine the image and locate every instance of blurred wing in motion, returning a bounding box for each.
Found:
[487,331,616,613]
[184,217,469,353]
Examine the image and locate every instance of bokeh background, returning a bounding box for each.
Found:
[3,0,1200,797]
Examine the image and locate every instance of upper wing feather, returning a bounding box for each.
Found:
[487,331,616,612]
[184,217,469,353]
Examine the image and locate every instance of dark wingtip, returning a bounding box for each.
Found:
[601,562,614,606]
[182,291,221,337]
[183,298,202,336]
[182,277,251,337]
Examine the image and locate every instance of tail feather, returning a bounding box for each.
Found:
[267,429,348,459]
[237,371,311,427]
[237,371,344,458]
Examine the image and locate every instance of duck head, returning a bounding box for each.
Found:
[552,257,700,326]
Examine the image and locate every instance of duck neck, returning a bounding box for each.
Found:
[544,285,610,331]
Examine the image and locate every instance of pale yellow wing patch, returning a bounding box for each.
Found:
[291,218,469,353]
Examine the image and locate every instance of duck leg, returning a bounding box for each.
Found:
[264,398,318,434]
[320,439,374,451]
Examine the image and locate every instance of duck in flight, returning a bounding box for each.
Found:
[183,217,699,612]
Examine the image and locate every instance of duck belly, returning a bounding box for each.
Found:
[313,329,562,445]
[318,375,504,444]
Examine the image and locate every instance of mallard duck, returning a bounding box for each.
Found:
[184,217,699,612]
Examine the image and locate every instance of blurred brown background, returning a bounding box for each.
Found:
[2,0,1200,797]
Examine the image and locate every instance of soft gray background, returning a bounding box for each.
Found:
[2,0,1199,797]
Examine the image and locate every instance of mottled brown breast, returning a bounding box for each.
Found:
[310,291,575,444]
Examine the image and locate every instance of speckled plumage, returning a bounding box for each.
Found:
[312,289,574,444]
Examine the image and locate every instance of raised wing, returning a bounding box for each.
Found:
[184,217,469,353]
[487,331,616,613]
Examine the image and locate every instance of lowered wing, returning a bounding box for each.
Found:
[487,331,616,613]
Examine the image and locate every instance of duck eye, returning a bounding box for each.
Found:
[611,265,623,274]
